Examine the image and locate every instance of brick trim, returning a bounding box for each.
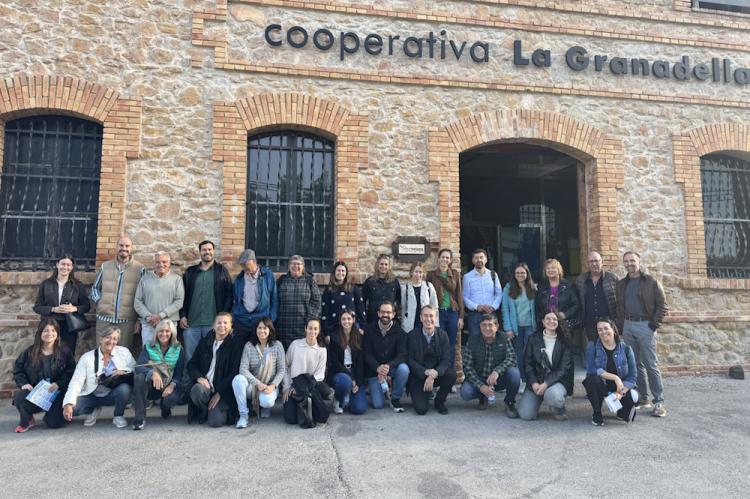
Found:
[428,110,624,269]
[213,93,368,272]
[0,74,143,265]
[672,123,750,279]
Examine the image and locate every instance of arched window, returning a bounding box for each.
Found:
[700,153,750,278]
[246,130,334,273]
[0,115,103,271]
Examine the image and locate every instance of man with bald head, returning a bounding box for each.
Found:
[91,236,145,350]
[575,251,618,342]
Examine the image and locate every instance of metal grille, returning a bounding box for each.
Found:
[246,131,334,273]
[701,153,750,278]
[0,115,103,271]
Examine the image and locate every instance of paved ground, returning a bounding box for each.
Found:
[0,375,747,498]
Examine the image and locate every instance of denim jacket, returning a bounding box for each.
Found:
[585,339,637,389]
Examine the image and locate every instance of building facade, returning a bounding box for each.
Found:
[1,0,749,393]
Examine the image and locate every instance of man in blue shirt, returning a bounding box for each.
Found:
[462,249,503,337]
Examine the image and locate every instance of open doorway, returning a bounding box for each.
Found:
[459,142,584,285]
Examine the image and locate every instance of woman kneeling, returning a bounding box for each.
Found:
[518,312,574,421]
[232,318,286,428]
[583,319,639,426]
[327,310,367,415]
[132,319,185,430]
[12,319,76,432]
[62,327,136,428]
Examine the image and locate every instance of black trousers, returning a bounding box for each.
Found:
[408,369,457,415]
[13,389,65,428]
[283,382,331,424]
[583,374,636,418]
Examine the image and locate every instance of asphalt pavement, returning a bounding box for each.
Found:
[0,375,747,498]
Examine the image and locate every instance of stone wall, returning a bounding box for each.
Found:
[1,0,749,393]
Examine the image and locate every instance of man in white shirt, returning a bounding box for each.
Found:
[462,249,502,337]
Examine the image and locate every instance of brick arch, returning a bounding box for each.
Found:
[213,93,368,272]
[0,74,142,265]
[673,123,750,278]
[428,110,624,269]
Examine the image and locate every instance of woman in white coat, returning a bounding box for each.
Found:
[62,326,136,429]
[400,262,439,333]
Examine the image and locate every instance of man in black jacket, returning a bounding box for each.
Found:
[407,306,456,415]
[180,240,233,362]
[575,251,618,342]
[363,301,409,412]
[186,312,242,427]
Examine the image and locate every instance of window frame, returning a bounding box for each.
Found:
[0,114,103,271]
[245,129,335,273]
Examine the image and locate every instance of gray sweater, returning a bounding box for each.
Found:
[134,271,185,324]
[238,341,286,388]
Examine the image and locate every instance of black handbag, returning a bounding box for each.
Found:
[94,349,134,388]
[65,312,89,334]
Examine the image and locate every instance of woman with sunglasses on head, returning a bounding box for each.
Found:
[33,253,91,354]
[12,318,76,432]
[362,254,401,324]
[132,319,185,430]
[62,326,135,429]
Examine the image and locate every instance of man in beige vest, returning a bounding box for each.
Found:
[90,236,145,350]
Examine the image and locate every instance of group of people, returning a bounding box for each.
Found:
[13,236,668,432]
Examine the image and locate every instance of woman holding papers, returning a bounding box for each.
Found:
[583,319,639,426]
[12,319,76,432]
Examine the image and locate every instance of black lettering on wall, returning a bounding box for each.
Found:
[565,46,589,70]
[470,42,489,63]
[673,56,690,80]
[631,59,650,76]
[652,61,669,78]
[609,57,627,75]
[403,36,423,58]
[287,26,308,48]
[340,32,360,60]
[514,40,529,66]
[364,34,383,55]
[594,55,608,71]
[265,24,282,46]
[313,29,335,51]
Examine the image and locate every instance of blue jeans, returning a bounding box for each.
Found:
[459,366,521,406]
[367,362,410,408]
[184,326,214,362]
[439,309,459,369]
[73,383,132,418]
[331,372,368,415]
[514,325,535,382]
[232,374,278,417]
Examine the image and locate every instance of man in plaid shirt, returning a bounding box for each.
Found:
[460,314,521,418]
[275,255,322,350]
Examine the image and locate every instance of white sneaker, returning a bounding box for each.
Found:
[83,407,102,427]
[236,415,249,429]
[333,401,344,414]
[112,416,128,429]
